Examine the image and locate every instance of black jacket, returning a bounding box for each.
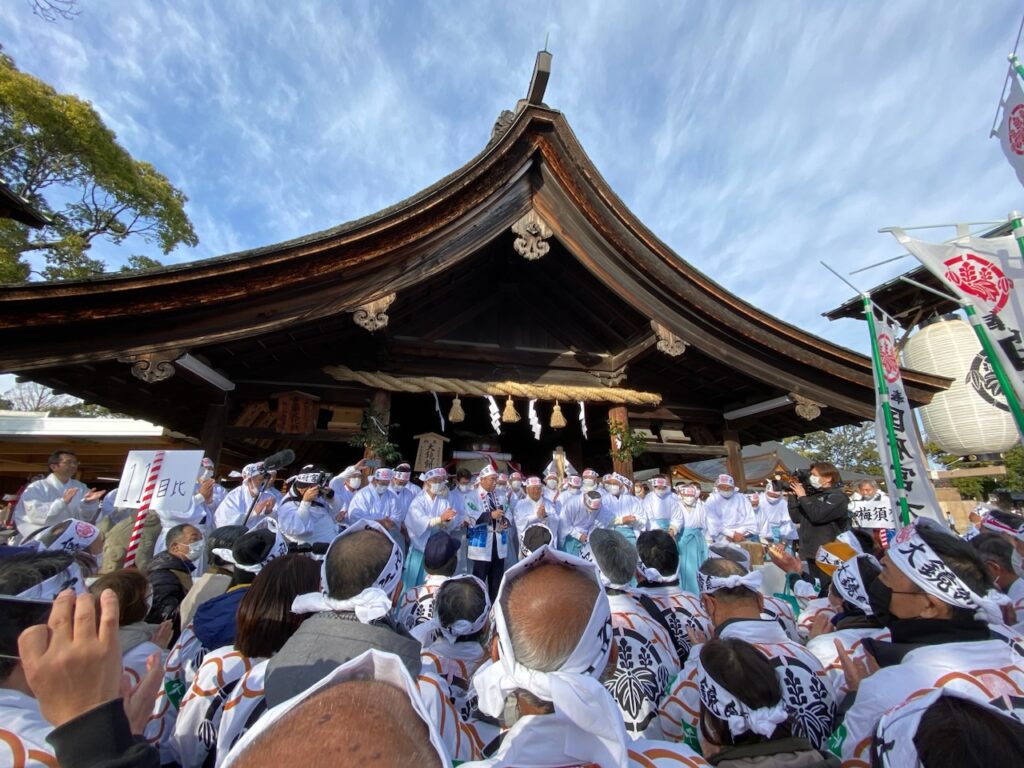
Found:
[144,551,194,626]
[788,488,850,560]
[47,699,159,768]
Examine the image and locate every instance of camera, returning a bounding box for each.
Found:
[793,469,812,488]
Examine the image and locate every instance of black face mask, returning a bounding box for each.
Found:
[867,579,895,628]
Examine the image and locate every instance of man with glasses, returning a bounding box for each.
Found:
[13,450,106,541]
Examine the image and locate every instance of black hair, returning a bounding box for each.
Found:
[522,525,553,553]
[0,552,75,680]
[917,522,992,622]
[208,525,247,570]
[228,528,277,587]
[637,529,679,576]
[456,468,471,481]
[971,532,1015,573]
[850,528,876,557]
[47,448,76,468]
[435,578,488,643]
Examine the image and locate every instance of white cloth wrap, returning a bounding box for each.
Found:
[17,562,85,599]
[888,521,1003,624]
[290,519,403,623]
[212,519,290,574]
[640,565,676,584]
[831,554,876,614]
[42,519,99,553]
[472,545,627,767]
[410,574,491,644]
[873,687,1024,768]
[696,568,763,596]
[694,653,789,738]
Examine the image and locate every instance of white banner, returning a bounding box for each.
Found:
[870,304,943,524]
[893,230,1024,411]
[849,496,896,530]
[996,67,1024,188]
[115,450,204,513]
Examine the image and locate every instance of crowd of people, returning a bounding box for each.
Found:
[2,448,1024,767]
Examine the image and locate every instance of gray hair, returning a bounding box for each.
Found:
[589,528,637,585]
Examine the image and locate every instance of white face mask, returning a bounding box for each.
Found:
[429,482,446,496]
[458,482,469,492]
[348,476,362,490]
[1013,549,1024,578]
[604,483,621,497]
[582,479,596,491]
[510,480,522,491]
[375,483,387,495]
[766,493,782,504]
[655,488,670,498]
[185,540,204,562]
[682,496,696,506]
[809,474,823,490]
[545,479,558,491]
[718,489,734,499]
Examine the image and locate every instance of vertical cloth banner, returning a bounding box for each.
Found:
[867,302,943,525]
[891,229,1024,438]
[995,64,1024,188]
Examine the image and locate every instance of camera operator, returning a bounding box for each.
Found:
[277,468,339,546]
[787,462,850,584]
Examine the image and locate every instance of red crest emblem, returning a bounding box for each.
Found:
[75,521,96,538]
[1010,103,1024,155]
[943,252,1013,314]
[878,334,900,384]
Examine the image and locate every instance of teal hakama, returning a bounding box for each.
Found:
[678,527,708,595]
[612,525,638,547]
[402,546,426,592]
[564,536,584,558]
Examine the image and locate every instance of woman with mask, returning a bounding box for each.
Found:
[758,481,797,552]
[677,484,709,594]
[788,463,850,583]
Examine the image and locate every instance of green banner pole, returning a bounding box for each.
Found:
[1011,54,1024,81]
[1009,209,1024,259]
[864,296,912,527]
[963,304,1024,439]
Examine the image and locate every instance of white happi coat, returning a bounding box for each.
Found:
[603,493,645,534]
[398,573,447,630]
[678,498,707,532]
[216,660,268,766]
[214,484,282,529]
[0,689,55,768]
[643,492,685,533]
[275,497,338,545]
[757,494,797,541]
[658,619,837,753]
[1007,577,1024,616]
[406,492,467,553]
[606,591,681,739]
[634,582,707,664]
[390,484,418,524]
[514,497,560,545]
[145,623,209,765]
[839,633,1024,766]
[805,626,890,695]
[14,472,99,539]
[703,492,757,542]
[348,485,403,528]
[173,646,265,768]
[797,597,836,641]
[460,707,709,767]
[418,667,495,763]
[465,486,508,562]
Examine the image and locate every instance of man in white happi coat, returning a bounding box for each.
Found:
[703,473,757,544]
[602,473,645,546]
[14,449,106,540]
[978,509,1024,616]
[398,531,461,629]
[463,546,708,767]
[835,518,1024,766]
[348,467,404,540]
[757,480,797,545]
[561,490,610,557]
[390,462,420,519]
[214,462,281,528]
[657,557,838,754]
[513,477,560,550]
[328,461,367,519]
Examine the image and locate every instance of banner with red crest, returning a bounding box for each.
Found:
[995,65,1024,188]
[868,302,942,525]
[892,230,1024,408]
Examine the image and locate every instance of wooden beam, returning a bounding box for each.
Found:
[199,398,230,465]
[224,427,357,442]
[722,429,746,490]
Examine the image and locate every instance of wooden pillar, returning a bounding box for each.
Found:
[363,389,392,460]
[723,429,746,491]
[200,398,230,465]
[609,405,634,482]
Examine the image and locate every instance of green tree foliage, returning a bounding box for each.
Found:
[783,422,882,475]
[0,50,196,281]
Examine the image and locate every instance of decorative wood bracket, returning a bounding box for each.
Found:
[511,210,553,261]
[351,293,396,332]
[790,392,827,420]
[650,320,688,357]
[116,350,183,383]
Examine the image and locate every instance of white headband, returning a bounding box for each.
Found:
[289,472,325,486]
[815,546,847,570]
[836,530,864,554]
[212,519,290,574]
[695,652,789,738]
[410,574,491,645]
[696,568,763,596]
[221,649,448,767]
[472,545,627,767]
[41,519,99,554]
[888,521,1003,624]
[873,687,1024,768]
[291,520,404,623]
[17,562,86,599]
[832,554,877,614]
[639,565,677,584]
[393,471,411,482]
[241,462,267,479]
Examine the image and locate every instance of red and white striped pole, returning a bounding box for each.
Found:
[123,450,165,568]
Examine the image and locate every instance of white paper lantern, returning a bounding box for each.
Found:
[902,318,1017,455]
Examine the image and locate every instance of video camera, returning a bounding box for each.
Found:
[291,469,335,500]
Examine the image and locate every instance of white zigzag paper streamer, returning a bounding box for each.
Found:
[578,401,588,439]
[431,391,445,432]
[486,395,501,435]
[528,399,541,440]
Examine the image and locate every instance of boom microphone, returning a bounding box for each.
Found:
[262,449,296,473]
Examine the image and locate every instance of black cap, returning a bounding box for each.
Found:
[424,532,461,569]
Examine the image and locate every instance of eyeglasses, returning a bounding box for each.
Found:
[56,460,79,467]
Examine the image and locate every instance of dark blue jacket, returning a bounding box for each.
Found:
[192,585,248,649]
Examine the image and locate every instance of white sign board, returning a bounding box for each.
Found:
[116,450,204,513]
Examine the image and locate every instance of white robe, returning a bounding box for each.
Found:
[757,494,797,541]
[14,472,99,539]
[397,573,447,629]
[406,493,465,553]
[678,498,707,532]
[839,634,1024,765]
[658,618,837,752]
[0,689,55,768]
[390,484,419,524]
[347,485,402,527]
[604,493,645,533]
[559,496,612,545]
[642,493,684,533]
[514,497,560,545]
[606,591,681,739]
[275,497,338,545]
[216,660,268,767]
[214,485,282,529]
[703,492,757,541]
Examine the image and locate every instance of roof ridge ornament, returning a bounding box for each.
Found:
[351,293,397,332]
[512,210,553,261]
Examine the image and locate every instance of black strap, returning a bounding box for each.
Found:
[634,591,677,641]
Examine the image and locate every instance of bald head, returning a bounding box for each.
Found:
[232,680,441,768]
[326,530,394,600]
[501,563,600,671]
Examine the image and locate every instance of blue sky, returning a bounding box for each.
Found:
[1,0,1022,361]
